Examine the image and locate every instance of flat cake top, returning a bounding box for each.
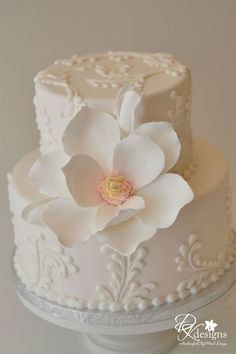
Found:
[34,51,189,100]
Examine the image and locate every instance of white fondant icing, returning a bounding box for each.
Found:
[9,138,235,312]
[8,51,235,313]
[34,52,192,173]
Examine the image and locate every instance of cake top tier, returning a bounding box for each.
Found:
[34,52,192,174]
[35,51,189,99]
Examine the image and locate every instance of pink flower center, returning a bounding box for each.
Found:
[98,175,133,206]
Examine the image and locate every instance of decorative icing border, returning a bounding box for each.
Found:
[34,52,188,100]
[13,225,235,313]
[52,51,189,91]
[14,256,236,326]
[33,74,82,154]
[96,245,157,311]
[168,89,197,180]
[175,231,236,296]
[172,147,198,182]
[34,96,59,151]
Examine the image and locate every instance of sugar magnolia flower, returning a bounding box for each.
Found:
[24,89,193,256]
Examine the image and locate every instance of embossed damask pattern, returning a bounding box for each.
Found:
[175,232,236,295]
[34,96,59,150]
[34,76,82,153]
[14,230,78,293]
[175,186,235,296]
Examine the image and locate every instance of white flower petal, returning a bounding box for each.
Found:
[113,135,165,190]
[28,150,70,198]
[62,106,120,172]
[22,199,54,225]
[42,197,98,247]
[115,86,144,134]
[134,122,181,172]
[63,154,104,207]
[138,173,193,228]
[97,217,157,256]
[96,195,145,230]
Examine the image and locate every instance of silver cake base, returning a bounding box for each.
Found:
[14,244,236,354]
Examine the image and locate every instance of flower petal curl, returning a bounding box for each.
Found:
[115,86,144,134]
[134,122,181,172]
[63,154,104,207]
[28,150,70,198]
[62,106,120,172]
[22,199,54,225]
[96,217,157,256]
[137,173,194,228]
[96,195,145,230]
[42,197,98,247]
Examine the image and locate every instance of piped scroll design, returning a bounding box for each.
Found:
[168,90,192,127]
[14,232,78,291]
[52,51,188,92]
[34,72,82,119]
[175,232,236,295]
[34,96,59,152]
[96,245,157,311]
[34,52,189,154]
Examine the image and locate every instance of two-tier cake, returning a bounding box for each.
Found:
[9,52,235,312]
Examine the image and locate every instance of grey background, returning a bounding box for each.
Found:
[0,0,236,353]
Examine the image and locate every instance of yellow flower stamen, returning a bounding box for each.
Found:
[98,175,133,206]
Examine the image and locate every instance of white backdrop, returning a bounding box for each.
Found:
[0,1,236,353]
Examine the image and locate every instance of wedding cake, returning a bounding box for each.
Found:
[9,52,235,312]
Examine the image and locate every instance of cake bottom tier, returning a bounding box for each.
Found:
[8,138,235,312]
